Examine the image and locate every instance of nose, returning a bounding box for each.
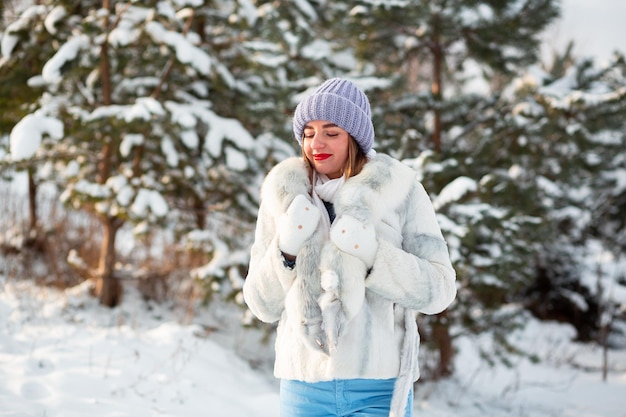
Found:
[310,132,324,149]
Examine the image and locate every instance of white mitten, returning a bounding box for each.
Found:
[278,194,321,256]
[330,215,378,268]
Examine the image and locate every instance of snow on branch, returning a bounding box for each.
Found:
[433,176,478,211]
[167,102,256,171]
[1,5,47,59]
[202,110,255,171]
[172,0,205,8]
[42,34,90,84]
[9,114,64,161]
[130,188,169,218]
[145,21,211,75]
[86,97,166,123]
[44,6,67,35]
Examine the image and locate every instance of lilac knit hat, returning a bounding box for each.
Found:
[293,78,374,154]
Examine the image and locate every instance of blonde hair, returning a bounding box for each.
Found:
[302,135,368,179]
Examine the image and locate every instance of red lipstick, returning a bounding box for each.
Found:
[313,154,331,161]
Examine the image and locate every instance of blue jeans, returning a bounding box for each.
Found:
[280,378,413,417]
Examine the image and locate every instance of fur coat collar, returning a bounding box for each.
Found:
[260,153,416,227]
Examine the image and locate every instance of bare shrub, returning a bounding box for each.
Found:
[1,178,236,325]
[0,183,100,288]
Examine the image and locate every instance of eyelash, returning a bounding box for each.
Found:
[303,132,339,139]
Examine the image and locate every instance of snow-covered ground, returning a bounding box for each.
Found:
[1,278,624,417]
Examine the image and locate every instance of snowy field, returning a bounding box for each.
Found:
[1,278,624,417]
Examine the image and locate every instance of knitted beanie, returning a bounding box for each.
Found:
[293,78,374,155]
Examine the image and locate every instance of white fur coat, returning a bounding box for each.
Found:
[243,154,456,416]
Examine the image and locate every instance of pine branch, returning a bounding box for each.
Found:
[151,10,196,99]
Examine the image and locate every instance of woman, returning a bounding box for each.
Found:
[243,78,456,417]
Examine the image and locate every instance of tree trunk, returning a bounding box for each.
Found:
[430,13,443,154]
[27,168,37,231]
[95,215,122,307]
[429,13,452,376]
[93,0,122,307]
[194,195,206,230]
[432,310,454,378]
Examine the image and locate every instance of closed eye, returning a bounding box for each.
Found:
[303,131,340,138]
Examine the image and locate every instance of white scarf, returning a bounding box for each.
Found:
[311,172,345,233]
[310,149,375,231]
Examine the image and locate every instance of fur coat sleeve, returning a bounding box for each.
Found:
[242,158,312,324]
[363,179,457,314]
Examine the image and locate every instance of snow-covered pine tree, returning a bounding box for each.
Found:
[330,0,560,378]
[340,0,560,155]
[0,1,61,235]
[0,0,286,307]
[509,51,626,343]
